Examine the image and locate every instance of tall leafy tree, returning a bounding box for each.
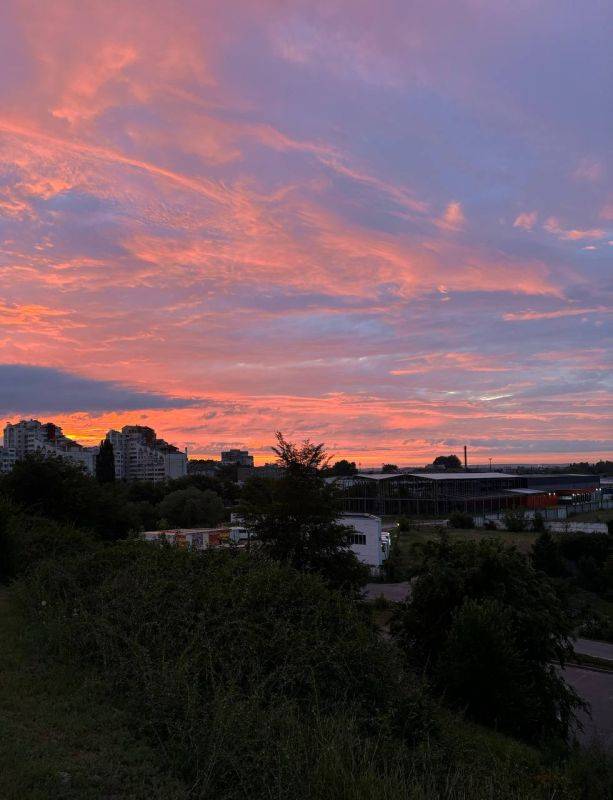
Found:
[95,439,116,484]
[392,537,583,743]
[157,486,225,528]
[239,433,369,592]
[324,459,358,476]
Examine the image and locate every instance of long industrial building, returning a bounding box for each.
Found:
[334,471,601,517]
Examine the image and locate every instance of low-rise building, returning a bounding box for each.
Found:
[142,527,242,550]
[339,513,388,574]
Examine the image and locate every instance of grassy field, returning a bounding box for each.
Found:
[391,526,539,577]
[0,588,188,800]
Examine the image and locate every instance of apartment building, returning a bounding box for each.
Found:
[106,425,187,483]
[221,449,254,467]
[3,419,96,474]
[0,446,16,474]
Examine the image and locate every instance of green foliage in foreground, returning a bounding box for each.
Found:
[0,589,187,800]
[2,531,609,799]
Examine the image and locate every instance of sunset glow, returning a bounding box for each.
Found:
[0,1,611,465]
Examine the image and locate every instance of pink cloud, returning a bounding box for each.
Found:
[572,158,604,183]
[543,216,606,241]
[513,211,537,230]
[436,201,465,231]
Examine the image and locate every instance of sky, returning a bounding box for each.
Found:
[0,0,611,466]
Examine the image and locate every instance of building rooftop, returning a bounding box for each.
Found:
[355,471,514,481]
[505,488,548,495]
[340,512,380,519]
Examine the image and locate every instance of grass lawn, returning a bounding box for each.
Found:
[394,527,538,574]
[0,588,188,800]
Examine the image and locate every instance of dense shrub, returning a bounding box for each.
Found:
[503,510,527,532]
[448,511,474,529]
[9,514,612,797]
[0,500,98,581]
[21,544,433,795]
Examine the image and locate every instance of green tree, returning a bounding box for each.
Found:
[436,599,531,730]
[531,530,566,578]
[392,537,583,743]
[325,459,358,476]
[239,433,369,592]
[1,452,96,523]
[432,454,462,469]
[382,463,399,473]
[95,439,116,483]
[157,486,225,528]
[0,453,136,540]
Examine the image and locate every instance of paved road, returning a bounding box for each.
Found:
[565,665,613,747]
[364,583,411,602]
[574,638,613,661]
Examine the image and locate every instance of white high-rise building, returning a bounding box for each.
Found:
[105,425,187,483]
[3,420,96,474]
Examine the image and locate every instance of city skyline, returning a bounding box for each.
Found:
[0,2,611,466]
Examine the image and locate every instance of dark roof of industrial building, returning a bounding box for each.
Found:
[355,471,514,481]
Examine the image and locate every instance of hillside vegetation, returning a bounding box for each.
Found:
[1,443,612,799]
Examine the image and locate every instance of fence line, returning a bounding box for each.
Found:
[473,498,613,529]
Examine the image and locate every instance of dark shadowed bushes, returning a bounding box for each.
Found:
[12,532,612,797]
[20,544,434,796]
[0,499,98,582]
